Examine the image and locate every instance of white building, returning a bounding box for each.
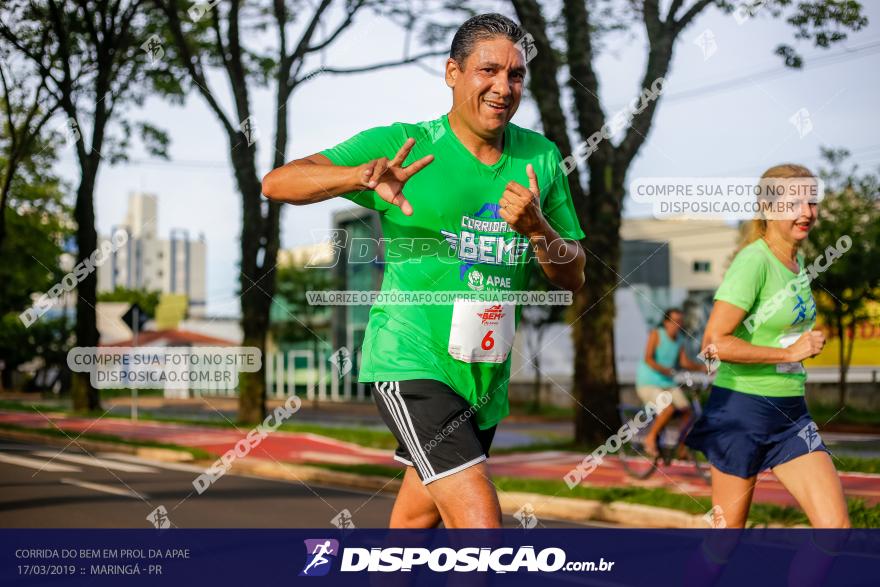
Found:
[97,193,208,317]
[277,241,336,268]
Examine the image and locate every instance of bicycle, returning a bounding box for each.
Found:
[617,372,711,482]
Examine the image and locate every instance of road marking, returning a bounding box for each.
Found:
[33,451,158,473]
[98,452,206,473]
[0,443,49,451]
[0,453,82,473]
[60,477,148,499]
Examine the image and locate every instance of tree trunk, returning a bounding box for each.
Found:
[835,314,844,409]
[71,163,101,412]
[312,337,320,410]
[531,329,543,412]
[572,160,625,444]
[229,133,275,424]
[0,156,15,252]
[837,315,855,409]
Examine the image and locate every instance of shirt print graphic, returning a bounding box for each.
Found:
[440,202,529,282]
[791,293,817,327]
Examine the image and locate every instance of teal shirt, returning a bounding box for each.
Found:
[636,327,683,387]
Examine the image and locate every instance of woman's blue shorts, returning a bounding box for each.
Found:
[684,385,829,479]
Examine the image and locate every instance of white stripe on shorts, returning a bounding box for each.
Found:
[374,382,434,478]
[391,381,435,477]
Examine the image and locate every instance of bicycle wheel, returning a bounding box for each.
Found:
[619,432,659,479]
[687,448,711,483]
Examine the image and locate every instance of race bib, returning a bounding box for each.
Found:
[448,300,515,363]
[777,331,805,374]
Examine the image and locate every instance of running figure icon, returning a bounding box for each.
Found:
[301,540,337,576]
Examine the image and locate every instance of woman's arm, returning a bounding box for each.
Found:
[702,300,825,364]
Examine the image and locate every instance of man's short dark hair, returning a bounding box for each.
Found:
[662,308,683,325]
[450,13,525,65]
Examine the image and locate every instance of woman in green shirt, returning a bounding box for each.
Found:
[685,164,850,529]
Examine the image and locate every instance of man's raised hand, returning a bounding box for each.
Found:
[499,163,545,237]
[357,138,434,216]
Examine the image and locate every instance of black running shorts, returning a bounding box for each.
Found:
[372,379,496,484]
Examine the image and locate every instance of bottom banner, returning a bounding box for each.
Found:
[1,529,877,586]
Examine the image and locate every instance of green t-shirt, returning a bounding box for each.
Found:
[712,238,817,397]
[320,114,585,428]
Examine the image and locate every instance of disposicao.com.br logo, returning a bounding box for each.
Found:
[299,541,614,575]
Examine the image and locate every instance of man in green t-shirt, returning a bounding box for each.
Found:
[262,13,585,529]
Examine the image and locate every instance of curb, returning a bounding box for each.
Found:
[496,491,709,528]
[212,460,714,528]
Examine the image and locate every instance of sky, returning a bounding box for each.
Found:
[54,1,880,317]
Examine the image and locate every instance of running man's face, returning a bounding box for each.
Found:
[445,36,526,138]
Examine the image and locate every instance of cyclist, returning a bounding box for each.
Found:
[262,14,586,528]
[635,307,705,457]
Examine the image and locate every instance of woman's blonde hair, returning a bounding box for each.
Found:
[735,163,815,254]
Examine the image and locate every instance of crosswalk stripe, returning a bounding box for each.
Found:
[0,453,82,473]
[33,451,158,473]
[98,452,206,473]
[59,478,148,499]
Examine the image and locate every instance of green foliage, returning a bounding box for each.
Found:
[271,264,338,344]
[97,287,162,318]
[802,148,880,394]
[0,203,68,314]
[0,89,69,314]
[0,54,72,389]
[0,314,73,378]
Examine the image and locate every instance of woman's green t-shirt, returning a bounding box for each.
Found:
[712,238,817,397]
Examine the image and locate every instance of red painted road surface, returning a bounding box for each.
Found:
[3,410,879,508]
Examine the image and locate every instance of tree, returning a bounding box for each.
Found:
[804,147,880,408]
[1,0,177,411]
[0,53,60,251]
[157,0,457,423]
[97,287,162,318]
[510,0,868,443]
[0,140,70,391]
[272,264,336,345]
[520,266,565,412]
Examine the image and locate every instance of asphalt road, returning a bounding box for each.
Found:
[0,439,606,529]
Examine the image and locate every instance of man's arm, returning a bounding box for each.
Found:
[499,164,585,292]
[261,138,433,216]
[261,153,367,204]
[527,226,586,292]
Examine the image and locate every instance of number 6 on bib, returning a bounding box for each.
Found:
[448,300,515,363]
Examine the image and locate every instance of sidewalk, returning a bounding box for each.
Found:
[2,409,879,508]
